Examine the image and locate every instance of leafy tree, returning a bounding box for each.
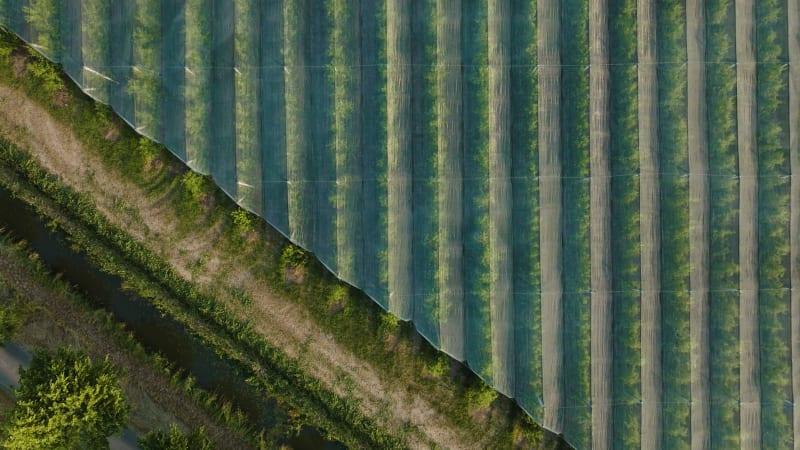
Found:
[2,348,128,449]
[138,424,212,450]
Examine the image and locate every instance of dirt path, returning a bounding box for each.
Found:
[537,0,563,434]
[588,0,612,448]
[735,1,760,447]
[436,0,465,361]
[788,0,800,445]
[386,0,414,320]
[487,0,514,396]
[0,85,473,449]
[686,1,710,448]
[637,1,662,448]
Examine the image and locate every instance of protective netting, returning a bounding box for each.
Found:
[2,1,798,448]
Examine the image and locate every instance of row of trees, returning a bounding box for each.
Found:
[129,0,161,140]
[184,0,212,174]
[233,0,263,214]
[509,0,543,422]
[328,0,363,286]
[706,0,741,447]
[80,0,110,103]
[462,0,493,384]
[607,0,642,448]
[657,1,691,448]
[283,0,313,249]
[560,0,592,445]
[410,0,440,344]
[435,0,464,358]
[756,0,792,445]
[23,0,60,60]
[360,0,389,307]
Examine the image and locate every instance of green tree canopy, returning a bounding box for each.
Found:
[1,348,128,449]
[138,424,212,450]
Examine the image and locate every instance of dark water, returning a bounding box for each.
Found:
[0,185,345,450]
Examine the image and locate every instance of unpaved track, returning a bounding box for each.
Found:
[735,1,760,447]
[488,0,514,397]
[588,0,612,448]
[788,0,800,446]
[637,1,662,448]
[686,1,710,448]
[0,84,473,450]
[537,0,563,434]
[386,0,414,320]
[436,0,465,361]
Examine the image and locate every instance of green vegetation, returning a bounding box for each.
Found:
[411,0,439,342]
[0,138,404,449]
[0,23,554,450]
[0,280,22,341]
[283,0,313,249]
[23,0,60,59]
[509,0,542,421]
[80,0,109,102]
[608,1,642,448]
[139,424,212,450]
[1,348,128,449]
[0,233,260,448]
[233,0,262,213]
[328,0,363,284]
[360,0,388,304]
[656,1,691,447]
[462,0,492,383]
[706,1,740,446]
[560,0,592,444]
[129,0,161,138]
[184,0,212,173]
[756,0,791,445]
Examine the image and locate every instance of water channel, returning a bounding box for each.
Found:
[0,185,345,450]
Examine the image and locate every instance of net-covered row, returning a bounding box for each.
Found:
[1,1,798,448]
